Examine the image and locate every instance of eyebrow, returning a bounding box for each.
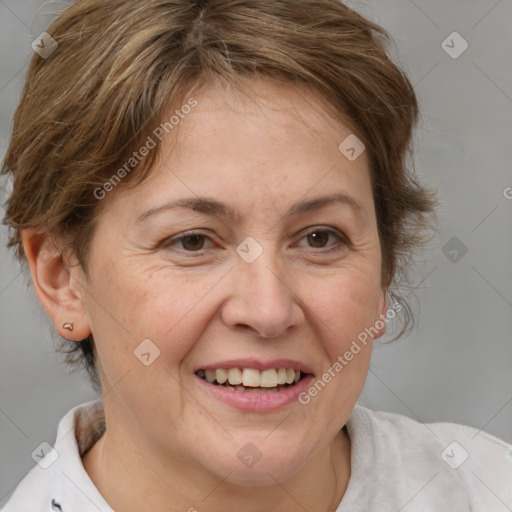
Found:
[135,192,367,225]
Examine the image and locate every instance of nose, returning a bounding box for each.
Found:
[220,248,304,338]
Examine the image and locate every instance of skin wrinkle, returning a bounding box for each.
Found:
[26,78,386,512]
[5,1,437,387]
[4,2,440,508]
[80,79,382,511]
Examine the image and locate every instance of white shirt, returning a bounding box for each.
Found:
[2,399,512,511]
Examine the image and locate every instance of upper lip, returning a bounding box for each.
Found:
[195,358,314,375]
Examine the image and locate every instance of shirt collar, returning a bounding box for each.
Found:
[48,398,113,512]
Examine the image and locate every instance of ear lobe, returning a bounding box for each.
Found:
[374,289,388,339]
[379,292,388,318]
[21,228,91,341]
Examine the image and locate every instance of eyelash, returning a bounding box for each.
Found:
[160,227,350,256]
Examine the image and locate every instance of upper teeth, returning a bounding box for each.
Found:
[200,368,301,387]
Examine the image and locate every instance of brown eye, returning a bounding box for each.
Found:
[297,228,348,253]
[307,231,330,248]
[161,231,215,253]
[179,234,207,251]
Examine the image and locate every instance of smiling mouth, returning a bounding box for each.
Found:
[196,368,307,393]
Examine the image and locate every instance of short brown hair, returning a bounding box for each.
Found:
[1,0,436,389]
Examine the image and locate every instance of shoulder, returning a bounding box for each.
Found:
[1,458,56,512]
[345,404,512,511]
[1,399,112,512]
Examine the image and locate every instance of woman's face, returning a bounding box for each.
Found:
[79,78,386,484]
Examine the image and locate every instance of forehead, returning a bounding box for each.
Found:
[107,78,375,225]
[174,78,358,156]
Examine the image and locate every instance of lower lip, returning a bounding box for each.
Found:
[195,374,315,412]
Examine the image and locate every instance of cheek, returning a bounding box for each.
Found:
[311,270,383,358]
[83,264,214,422]
[87,260,219,368]
[294,273,381,427]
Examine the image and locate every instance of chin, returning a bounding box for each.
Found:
[194,433,314,487]
[215,457,307,487]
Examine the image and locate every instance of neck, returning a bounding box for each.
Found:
[82,425,351,512]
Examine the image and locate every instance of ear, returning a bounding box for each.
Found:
[374,288,388,339]
[21,228,91,341]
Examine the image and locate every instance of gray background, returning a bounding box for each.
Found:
[1,0,511,505]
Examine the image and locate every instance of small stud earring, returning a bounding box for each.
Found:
[62,322,74,331]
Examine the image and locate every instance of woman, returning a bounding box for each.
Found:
[1,0,511,510]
